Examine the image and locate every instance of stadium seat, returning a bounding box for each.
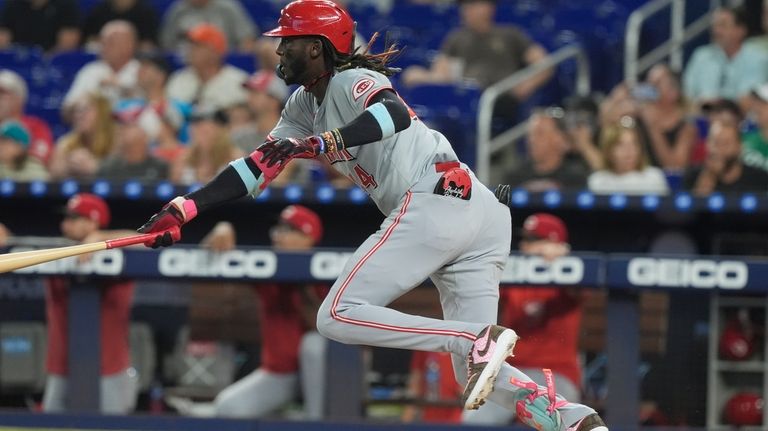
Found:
[47,51,98,84]
[225,53,256,74]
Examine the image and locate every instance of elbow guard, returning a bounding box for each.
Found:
[366,99,411,139]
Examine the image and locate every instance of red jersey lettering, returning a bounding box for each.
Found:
[353,164,378,189]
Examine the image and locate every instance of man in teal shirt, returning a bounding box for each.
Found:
[683,6,768,108]
[742,84,768,173]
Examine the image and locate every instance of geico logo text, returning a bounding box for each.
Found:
[158,249,277,278]
[502,256,584,284]
[627,258,748,289]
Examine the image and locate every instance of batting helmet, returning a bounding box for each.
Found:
[724,392,763,426]
[263,0,356,55]
[719,321,755,361]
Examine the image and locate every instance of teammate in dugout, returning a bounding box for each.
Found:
[137,1,607,429]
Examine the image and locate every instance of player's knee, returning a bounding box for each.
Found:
[315,311,337,340]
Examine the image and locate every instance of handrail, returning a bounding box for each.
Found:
[624,0,722,85]
[475,44,590,184]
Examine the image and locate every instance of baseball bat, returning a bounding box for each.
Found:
[0,226,180,274]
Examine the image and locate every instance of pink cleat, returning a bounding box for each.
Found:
[462,325,519,410]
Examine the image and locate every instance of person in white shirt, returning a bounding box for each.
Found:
[588,117,670,195]
[166,23,248,110]
[683,6,768,109]
[63,20,141,109]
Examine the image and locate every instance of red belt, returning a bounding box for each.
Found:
[435,161,460,172]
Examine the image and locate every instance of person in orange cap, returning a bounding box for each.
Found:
[43,193,142,413]
[159,0,257,53]
[166,22,248,109]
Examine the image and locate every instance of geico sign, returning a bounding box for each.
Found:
[627,258,748,289]
[310,252,353,280]
[11,248,124,275]
[502,256,584,284]
[158,249,277,278]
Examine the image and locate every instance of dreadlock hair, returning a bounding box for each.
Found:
[321,32,401,77]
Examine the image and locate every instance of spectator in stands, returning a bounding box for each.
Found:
[166,23,248,109]
[239,70,315,185]
[96,109,169,182]
[402,350,463,423]
[0,121,49,181]
[703,98,744,127]
[168,205,329,420]
[159,0,258,53]
[50,94,115,180]
[741,83,768,173]
[601,65,698,172]
[0,0,80,53]
[588,117,669,195]
[639,65,699,171]
[684,120,768,194]
[502,109,589,191]
[43,193,138,414]
[83,0,159,51]
[401,0,552,121]
[63,20,141,109]
[0,69,55,166]
[133,52,187,162]
[463,213,584,425]
[683,6,768,108]
[170,104,242,184]
[242,70,288,146]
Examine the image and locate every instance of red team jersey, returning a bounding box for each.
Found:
[45,278,134,376]
[21,115,54,165]
[499,287,583,387]
[256,283,329,373]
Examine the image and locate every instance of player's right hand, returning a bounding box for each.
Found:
[257,136,324,167]
[137,196,197,248]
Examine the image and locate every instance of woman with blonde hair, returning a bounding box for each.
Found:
[49,93,116,179]
[588,116,669,195]
[170,106,243,185]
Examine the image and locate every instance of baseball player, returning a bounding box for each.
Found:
[137,1,607,430]
[45,193,138,413]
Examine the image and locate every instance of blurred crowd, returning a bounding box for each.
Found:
[1,0,767,197]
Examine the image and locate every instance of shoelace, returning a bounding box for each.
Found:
[510,368,569,416]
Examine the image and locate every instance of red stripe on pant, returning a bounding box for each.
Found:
[330,191,476,341]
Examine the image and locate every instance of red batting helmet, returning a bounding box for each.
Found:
[724,392,763,426]
[719,321,755,361]
[263,0,356,55]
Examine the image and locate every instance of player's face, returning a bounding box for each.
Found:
[60,214,97,242]
[270,222,314,251]
[275,37,314,85]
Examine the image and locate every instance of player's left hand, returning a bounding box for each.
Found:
[257,136,324,167]
[137,196,196,248]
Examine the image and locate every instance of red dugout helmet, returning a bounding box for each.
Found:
[264,0,356,55]
[724,392,763,426]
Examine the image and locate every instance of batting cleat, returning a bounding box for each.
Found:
[462,325,519,410]
[567,413,609,431]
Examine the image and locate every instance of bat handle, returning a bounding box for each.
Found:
[104,226,181,249]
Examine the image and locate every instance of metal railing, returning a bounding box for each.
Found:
[624,0,723,85]
[475,44,590,184]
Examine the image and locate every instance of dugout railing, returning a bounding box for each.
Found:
[1,245,767,429]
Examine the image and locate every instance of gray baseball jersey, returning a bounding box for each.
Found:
[269,68,597,427]
[269,68,458,214]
